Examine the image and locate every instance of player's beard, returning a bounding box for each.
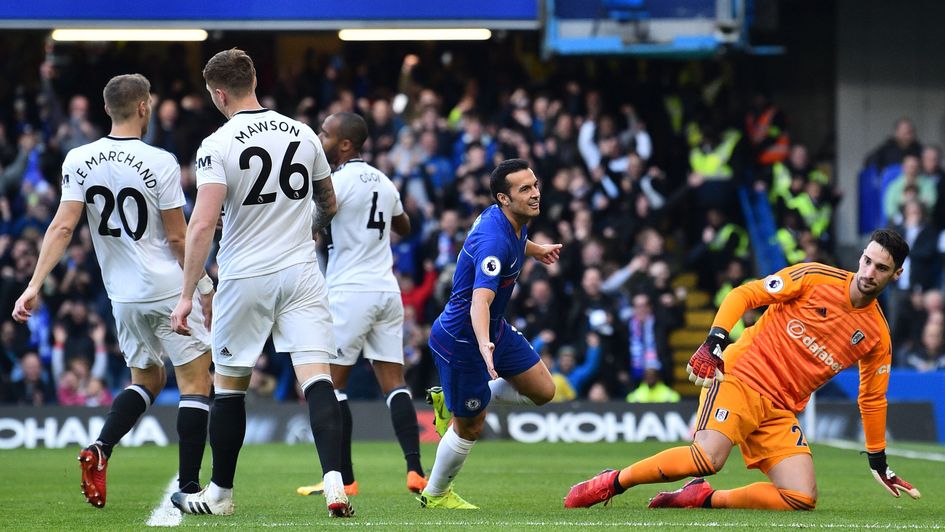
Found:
[857,275,879,295]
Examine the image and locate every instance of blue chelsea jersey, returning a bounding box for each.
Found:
[436,205,527,341]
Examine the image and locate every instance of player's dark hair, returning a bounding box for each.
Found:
[490,158,530,202]
[333,112,369,151]
[103,74,150,122]
[869,228,909,269]
[203,48,256,97]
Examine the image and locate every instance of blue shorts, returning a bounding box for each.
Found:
[428,319,540,418]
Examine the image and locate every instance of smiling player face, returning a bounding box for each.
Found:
[501,168,541,220]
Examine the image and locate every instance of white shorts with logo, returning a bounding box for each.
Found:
[330,290,404,366]
[112,293,210,369]
[212,261,335,372]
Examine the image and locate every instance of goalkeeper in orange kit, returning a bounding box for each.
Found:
[564,229,921,511]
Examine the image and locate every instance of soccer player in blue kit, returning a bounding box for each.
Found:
[419,158,562,509]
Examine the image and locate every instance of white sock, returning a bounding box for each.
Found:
[322,470,344,496]
[488,378,534,405]
[206,481,232,501]
[425,426,476,496]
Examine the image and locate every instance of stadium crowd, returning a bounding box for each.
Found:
[1,40,943,407]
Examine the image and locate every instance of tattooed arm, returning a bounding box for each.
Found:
[311,175,338,234]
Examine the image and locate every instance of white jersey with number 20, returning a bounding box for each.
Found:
[60,136,185,303]
[195,108,331,280]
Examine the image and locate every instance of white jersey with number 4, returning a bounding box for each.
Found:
[60,136,185,303]
[195,108,331,280]
[326,160,403,292]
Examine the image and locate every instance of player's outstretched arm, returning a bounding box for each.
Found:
[525,239,562,265]
[12,201,84,323]
[687,327,731,388]
[866,450,921,499]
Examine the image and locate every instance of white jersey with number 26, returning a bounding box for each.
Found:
[195,109,332,280]
[60,136,185,303]
[326,160,403,292]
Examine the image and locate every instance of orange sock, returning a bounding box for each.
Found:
[711,482,816,510]
[617,443,715,489]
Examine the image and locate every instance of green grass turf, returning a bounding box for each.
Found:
[0,440,941,530]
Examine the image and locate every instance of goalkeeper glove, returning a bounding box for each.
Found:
[866,450,921,499]
[687,327,730,388]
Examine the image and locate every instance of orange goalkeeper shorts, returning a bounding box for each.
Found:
[695,373,811,472]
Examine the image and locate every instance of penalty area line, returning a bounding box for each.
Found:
[146,475,182,527]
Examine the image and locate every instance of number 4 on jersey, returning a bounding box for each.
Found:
[367,191,386,240]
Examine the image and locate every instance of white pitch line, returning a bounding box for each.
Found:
[821,439,945,462]
[256,521,944,529]
[146,476,182,527]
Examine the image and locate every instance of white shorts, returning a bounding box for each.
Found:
[330,290,404,366]
[112,293,211,369]
[212,261,335,372]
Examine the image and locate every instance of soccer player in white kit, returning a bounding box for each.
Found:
[169,49,351,517]
[295,112,427,498]
[12,74,213,509]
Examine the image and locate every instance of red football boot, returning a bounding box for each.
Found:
[78,444,108,508]
[648,478,714,509]
[564,469,620,508]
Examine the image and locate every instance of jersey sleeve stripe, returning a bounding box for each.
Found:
[788,264,848,280]
[789,268,848,281]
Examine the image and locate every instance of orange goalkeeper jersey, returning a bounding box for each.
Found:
[713,262,892,451]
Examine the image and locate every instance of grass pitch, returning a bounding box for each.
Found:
[1,440,941,530]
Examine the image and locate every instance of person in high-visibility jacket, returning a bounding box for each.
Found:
[625,361,680,403]
[689,125,743,215]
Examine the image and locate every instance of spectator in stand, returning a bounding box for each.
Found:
[546,335,604,401]
[518,277,563,342]
[920,145,945,229]
[422,209,464,271]
[568,266,625,394]
[6,351,55,405]
[888,199,940,351]
[587,381,610,402]
[884,155,936,225]
[687,208,749,293]
[902,320,945,372]
[625,360,680,403]
[625,292,675,386]
[400,260,437,322]
[866,117,921,171]
[143,98,183,161]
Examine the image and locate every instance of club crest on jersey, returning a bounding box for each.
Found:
[464,398,481,411]
[481,256,501,277]
[764,275,784,293]
[851,330,865,345]
[715,408,729,422]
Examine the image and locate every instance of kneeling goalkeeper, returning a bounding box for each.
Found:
[565,229,921,510]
